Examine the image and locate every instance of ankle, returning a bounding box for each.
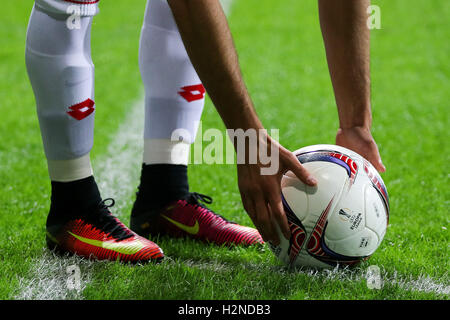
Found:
[133,164,189,213]
[48,176,102,224]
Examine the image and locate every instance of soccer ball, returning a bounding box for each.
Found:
[269,144,389,269]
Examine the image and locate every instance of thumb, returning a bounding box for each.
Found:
[372,156,386,173]
[367,144,386,173]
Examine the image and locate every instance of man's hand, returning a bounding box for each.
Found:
[236,135,317,246]
[319,1,385,173]
[336,126,386,173]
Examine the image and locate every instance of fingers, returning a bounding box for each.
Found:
[253,194,280,245]
[285,152,317,186]
[371,157,386,173]
[240,193,257,227]
[335,127,386,173]
[239,181,284,245]
[369,145,386,173]
[240,189,270,243]
[267,192,290,241]
[237,148,310,246]
[359,140,386,173]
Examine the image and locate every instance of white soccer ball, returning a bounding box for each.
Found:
[269,144,389,269]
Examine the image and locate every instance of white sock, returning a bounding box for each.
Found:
[140,0,205,165]
[143,139,190,166]
[47,154,93,182]
[35,0,99,17]
[26,5,96,181]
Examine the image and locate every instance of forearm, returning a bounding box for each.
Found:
[318,0,372,129]
[167,0,262,131]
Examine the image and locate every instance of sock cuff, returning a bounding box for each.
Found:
[47,153,93,182]
[144,139,190,166]
[49,175,101,221]
[135,163,190,208]
[35,0,100,17]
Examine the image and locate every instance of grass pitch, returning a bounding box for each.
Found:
[0,0,448,300]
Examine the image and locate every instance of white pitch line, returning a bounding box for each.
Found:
[15,96,146,300]
[94,95,145,219]
[317,267,449,296]
[15,249,96,300]
[394,274,449,296]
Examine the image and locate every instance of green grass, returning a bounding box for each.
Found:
[0,0,449,300]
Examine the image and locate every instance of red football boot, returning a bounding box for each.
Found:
[130,192,264,246]
[46,198,164,263]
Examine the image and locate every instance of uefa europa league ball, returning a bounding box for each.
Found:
[269,145,389,269]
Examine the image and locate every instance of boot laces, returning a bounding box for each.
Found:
[89,198,133,240]
[186,192,235,224]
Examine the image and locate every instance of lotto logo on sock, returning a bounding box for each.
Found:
[67,98,95,120]
[178,84,206,102]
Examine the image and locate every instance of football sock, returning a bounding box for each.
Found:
[25,5,96,182]
[47,154,93,182]
[137,0,206,211]
[140,0,205,156]
[143,139,190,166]
[47,175,102,225]
[34,0,100,17]
[132,164,189,215]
